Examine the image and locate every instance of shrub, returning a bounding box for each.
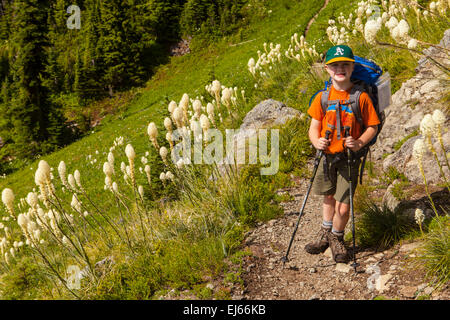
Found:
[356,202,415,249]
[415,215,450,288]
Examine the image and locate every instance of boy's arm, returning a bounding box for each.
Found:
[309,118,331,151]
[345,125,378,152]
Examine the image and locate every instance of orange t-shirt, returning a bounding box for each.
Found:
[307,85,380,154]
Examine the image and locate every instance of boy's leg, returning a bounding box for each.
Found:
[323,194,336,223]
[328,159,360,263]
[305,194,335,254]
[332,201,350,232]
[305,155,338,255]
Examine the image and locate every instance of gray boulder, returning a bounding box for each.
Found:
[215,99,304,179]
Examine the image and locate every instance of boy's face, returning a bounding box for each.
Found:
[325,61,354,84]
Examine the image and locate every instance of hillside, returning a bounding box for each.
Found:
[0,0,449,300]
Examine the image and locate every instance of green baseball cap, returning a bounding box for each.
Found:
[325,45,355,64]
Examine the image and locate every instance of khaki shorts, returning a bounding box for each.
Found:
[312,153,361,205]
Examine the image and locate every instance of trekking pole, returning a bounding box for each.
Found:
[344,127,359,273]
[282,130,331,265]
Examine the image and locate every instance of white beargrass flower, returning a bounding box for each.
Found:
[248,58,256,76]
[138,185,144,199]
[412,138,427,162]
[385,16,398,29]
[159,172,166,181]
[193,99,202,118]
[172,107,184,128]
[364,19,381,45]
[2,188,14,216]
[58,161,67,187]
[67,173,76,191]
[71,194,81,212]
[168,101,177,114]
[125,144,136,161]
[179,93,189,111]
[206,102,214,116]
[164,117,173,133]
[147,122,159,150]
[408,38,418,49]
[17,213,29,230]
[429,1,436,11]
[166,131,173,150]
[34,167,47,186]
[105,176,112,189]
[74,170,82,189]
[397,19,410,41]
[165,171,174,181]
[221,88,232,107]
[432,109,446,126]
[391,25,401,42]
[103,162,113,178]
[420,114,435,137]
[38,160,51,180]
[112,182,119,194]
[200,114,210,131]
[26,192,38,209]
[176,159,184,169]
[211,80,222,108]
[415,208,425,226]
[206,103,216,126]
[160,147,168,165]
[107,152,115,174]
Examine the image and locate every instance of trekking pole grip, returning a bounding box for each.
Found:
[317,130,332,158]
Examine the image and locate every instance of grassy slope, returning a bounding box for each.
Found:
[0,0,324,200]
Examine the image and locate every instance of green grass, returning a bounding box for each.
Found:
[394,130,419,151]
[415,215,450,289]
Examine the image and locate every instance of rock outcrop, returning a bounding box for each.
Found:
[372,29,450,186]
[216,99,304,178]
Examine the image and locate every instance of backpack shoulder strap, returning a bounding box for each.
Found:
[349,84,364,129]
[320,89,330,116]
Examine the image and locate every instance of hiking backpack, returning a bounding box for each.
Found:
[309,56,392,184]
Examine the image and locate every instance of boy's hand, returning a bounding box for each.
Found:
[315,137,331,151]
[344,136,362,152]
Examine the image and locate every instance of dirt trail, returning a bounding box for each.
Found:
[229,160,449,300]
[304,0,330,37]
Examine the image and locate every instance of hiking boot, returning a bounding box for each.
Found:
[304,227,330,254]
[328,232,349,263]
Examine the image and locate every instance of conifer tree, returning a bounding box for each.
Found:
[98,0,127,96]
[4,0,66,158]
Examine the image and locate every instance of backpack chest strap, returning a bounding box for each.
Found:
[321,88,364,128]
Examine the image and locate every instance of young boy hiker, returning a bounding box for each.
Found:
[305,45,380,263]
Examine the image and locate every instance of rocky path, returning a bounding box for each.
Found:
[230,161,449,300]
